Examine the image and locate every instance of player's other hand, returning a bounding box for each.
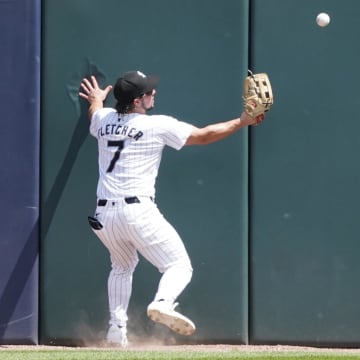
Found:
[79,76,113,103]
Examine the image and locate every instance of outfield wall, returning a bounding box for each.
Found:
[250,0,360,346]
[40,0,250,345]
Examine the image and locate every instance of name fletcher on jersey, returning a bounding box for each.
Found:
[97,123,143,141]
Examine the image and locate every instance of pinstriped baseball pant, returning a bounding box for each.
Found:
[90,197,193,327]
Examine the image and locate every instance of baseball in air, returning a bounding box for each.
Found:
[316,12,330,27]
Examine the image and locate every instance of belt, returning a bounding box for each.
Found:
[98,197,147,206]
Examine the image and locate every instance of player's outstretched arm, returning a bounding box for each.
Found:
[79,76,113,120]
[185,111,264,146]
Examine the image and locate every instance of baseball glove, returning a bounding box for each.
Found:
[243,70,273,121]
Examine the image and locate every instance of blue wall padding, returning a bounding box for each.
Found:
[0,0,40,344]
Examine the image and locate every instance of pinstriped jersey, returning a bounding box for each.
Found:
[90,108,192,199]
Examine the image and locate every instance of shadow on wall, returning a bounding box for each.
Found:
[42,60,107,237]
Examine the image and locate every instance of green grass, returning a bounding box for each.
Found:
[1,350,360,360]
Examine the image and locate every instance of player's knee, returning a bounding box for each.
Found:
[111,259,138,275]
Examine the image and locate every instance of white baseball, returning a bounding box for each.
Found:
[316,13,330,27]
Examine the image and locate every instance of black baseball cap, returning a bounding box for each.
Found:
[113,70,159,104]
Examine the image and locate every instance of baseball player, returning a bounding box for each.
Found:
[79,70,265,347]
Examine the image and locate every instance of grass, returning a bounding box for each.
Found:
[1,349,360,360]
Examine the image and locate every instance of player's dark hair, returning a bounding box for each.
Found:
[115,101,134,114]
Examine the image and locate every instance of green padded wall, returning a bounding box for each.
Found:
[250,0,360,346]
[41,0,250,344]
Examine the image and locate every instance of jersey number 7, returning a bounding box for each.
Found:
[107,140,124,173]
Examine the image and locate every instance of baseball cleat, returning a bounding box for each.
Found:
[106,324,128,347]
[147,301,196,336]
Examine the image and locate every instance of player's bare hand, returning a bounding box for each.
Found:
[79,76,113,103]
[240,111,265,126]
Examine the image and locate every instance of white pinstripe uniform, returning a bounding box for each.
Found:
[89,108,193,328]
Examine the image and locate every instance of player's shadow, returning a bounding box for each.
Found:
[42,62,107,237]
[41,91,89,236]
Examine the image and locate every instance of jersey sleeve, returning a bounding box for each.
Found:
[89,109,101,138]
[89,108,115,138]
[155,115,193,150]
